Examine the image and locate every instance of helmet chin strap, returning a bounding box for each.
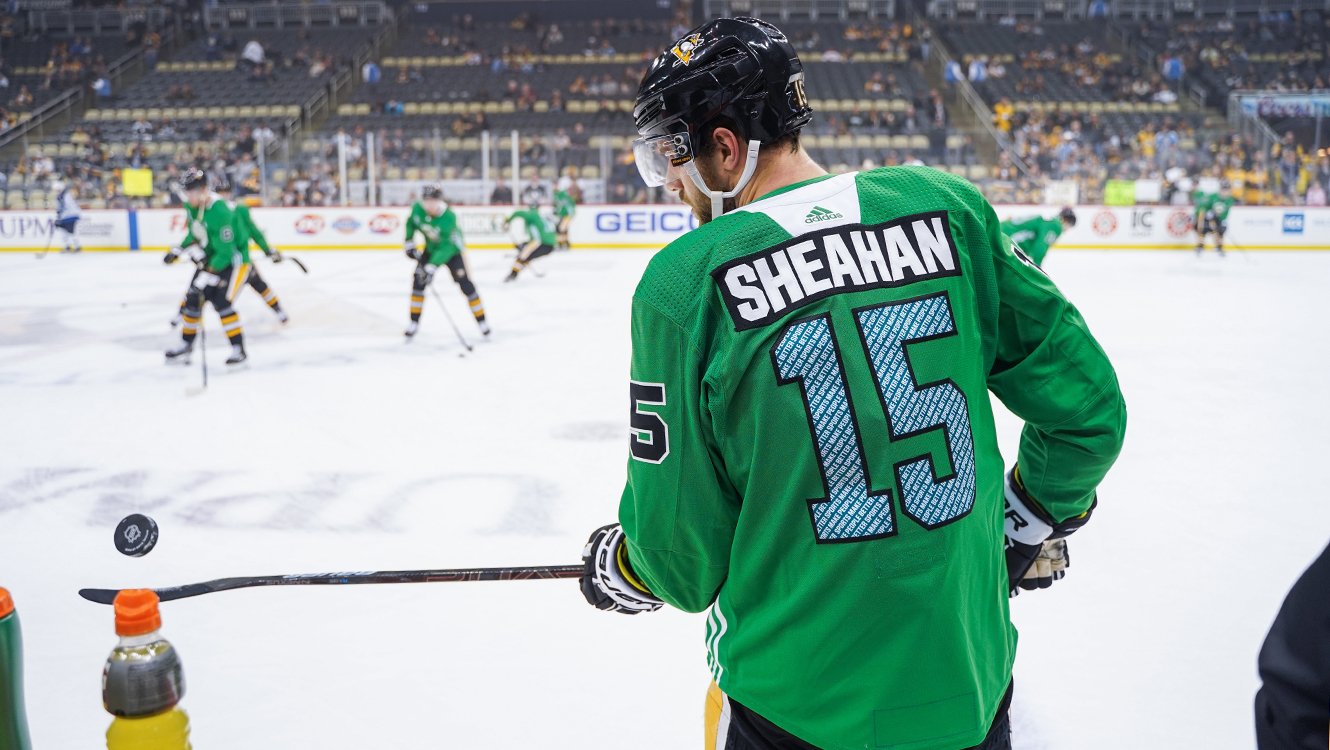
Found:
[684,140,763,219]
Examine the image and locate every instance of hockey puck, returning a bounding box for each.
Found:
[114,514,159,557]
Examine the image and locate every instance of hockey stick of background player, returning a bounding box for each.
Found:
[426,282,473,353]
[34,221,55,259]
[78,563,584,604]
[185,322,208,396]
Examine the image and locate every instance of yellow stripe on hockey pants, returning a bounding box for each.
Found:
[227,264,251,302]
[704,682,732,750]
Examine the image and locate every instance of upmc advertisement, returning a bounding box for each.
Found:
[0,204,1325,252]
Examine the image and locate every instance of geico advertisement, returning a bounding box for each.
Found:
[0,210,129,250]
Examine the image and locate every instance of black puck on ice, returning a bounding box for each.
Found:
[114,514,159,557]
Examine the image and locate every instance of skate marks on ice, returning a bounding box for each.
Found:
[0,467,560,536]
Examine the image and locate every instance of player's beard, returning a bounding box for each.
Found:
[679,158,737,225]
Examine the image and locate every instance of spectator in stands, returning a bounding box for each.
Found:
[993,97,1014,134]
[967,55,988,82]
[131,116,154,138]
[362,60,380,87]
[944,58,962,85]
[241,38,265,72]
[10,84,31,108]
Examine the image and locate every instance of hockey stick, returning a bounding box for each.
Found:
[427,282,474,353]
[185,322,208,396]
[284,255,309,274]
[78,563,583,604]
[34,222,55,259]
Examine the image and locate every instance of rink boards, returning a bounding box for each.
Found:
[0,203,1326,252]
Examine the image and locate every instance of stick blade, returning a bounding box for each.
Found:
[79,588,120,605]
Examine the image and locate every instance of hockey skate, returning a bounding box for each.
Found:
[478,320,492,337]
[226,344,247,366]
[164,341,193,364]
[276,309,290,324]
[404,321,419,338]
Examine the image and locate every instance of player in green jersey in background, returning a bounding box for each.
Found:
[999,206,1076,266]
[503,188,558,282]
[1192,182,1236,256]
[553,169,581,251]
[578,18,1126,750]
[215,180,288,323]
[403,185,489,339]
[171,179,289,327]
[163,168,249,365]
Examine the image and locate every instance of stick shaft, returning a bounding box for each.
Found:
[79,564,582,604]
[427,283,473,351]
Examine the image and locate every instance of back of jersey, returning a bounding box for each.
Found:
[622,167,1028,750]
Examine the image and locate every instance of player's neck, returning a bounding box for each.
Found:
[733,149,827,210]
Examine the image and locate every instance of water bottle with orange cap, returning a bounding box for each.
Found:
[0,587,32,750]
[103,589,192,750]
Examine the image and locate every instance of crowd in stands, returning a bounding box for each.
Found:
[1130,11,1329,105]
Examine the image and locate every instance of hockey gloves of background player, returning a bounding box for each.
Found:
[163,246,206,266]
[1004,466,1094,596]
[580,523,663,615]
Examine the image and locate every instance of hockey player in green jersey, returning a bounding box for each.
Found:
[171,179,289,328]
[1192,182,1236,256]
[578,18,1126,750]
[999,206,1076,266]
[163,168,249,365]
[216,180,288,323]
[553,170,580,251]
[503,190,558,282]
[403,185,489,338]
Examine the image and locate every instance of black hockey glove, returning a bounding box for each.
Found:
[1004,466,1093,596]
[580,523,663,615]
[404,242,420,261]
[268,249,283,263]
[164,246,182,264]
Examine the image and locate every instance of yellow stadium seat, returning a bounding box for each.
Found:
[84,109,102,121]
[403,102,421,115]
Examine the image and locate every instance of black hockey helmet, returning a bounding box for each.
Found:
[180,167,208,191]
[421,183,444,200]
[521,184,546,207]
[1059,206,1077,226]
[631,17,812,189]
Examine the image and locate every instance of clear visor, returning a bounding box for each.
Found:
[633,132,693,187]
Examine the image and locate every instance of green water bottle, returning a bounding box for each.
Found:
[0,587,32,750]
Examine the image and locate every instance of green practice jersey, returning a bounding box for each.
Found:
[998,215,1063,265]
[619,168,1125,750]
[1193,191,1235,222]
[508,208,557,246]
[554,189,577,219]
[178,196,239,273]
[230,202,273,262]
[405,203,463,265]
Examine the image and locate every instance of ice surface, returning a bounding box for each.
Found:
[1,247,1327,749]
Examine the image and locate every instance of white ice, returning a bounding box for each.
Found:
[0,246,1327,749]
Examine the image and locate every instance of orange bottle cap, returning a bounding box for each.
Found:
[0,588,12,618]
[113,589,162,636]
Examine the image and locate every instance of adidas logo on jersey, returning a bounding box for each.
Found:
[804,205,844,223]
[713,211,961,330]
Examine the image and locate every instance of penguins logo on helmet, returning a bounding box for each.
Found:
[180,167,208,192]
[670,34,703,65]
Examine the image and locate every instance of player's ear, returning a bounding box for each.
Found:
[711,127,743,171]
